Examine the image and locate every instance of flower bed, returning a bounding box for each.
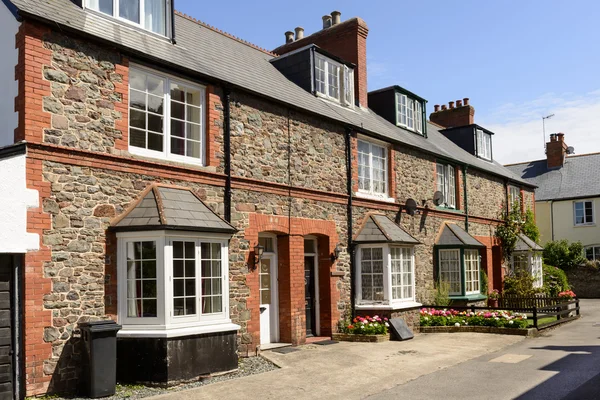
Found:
[420,308,528,329]
[334,315,390,342]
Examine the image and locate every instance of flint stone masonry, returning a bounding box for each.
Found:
[42,33,125,152]
[466,169,506,220]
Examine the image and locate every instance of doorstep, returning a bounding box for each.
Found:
[261,342,293,351]
[305,336,331,344]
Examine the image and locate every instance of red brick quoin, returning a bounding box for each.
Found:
[243,214,341,351]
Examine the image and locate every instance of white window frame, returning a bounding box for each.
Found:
[511,251,543,288]
[357,139,389,198]
[574,200,595,226]
[314,53,354,107]
[128,65,206,166]
[436,163,456,209]
[464,249,480,295]
[355,244,418,310]
[476,129,492,160]
[509,185,521,209]
[396,93,424,134]
[84,0,171,37]
[116,230,234,337]
[586,245,600,261]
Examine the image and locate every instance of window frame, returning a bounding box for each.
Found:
[476,129,492,160]
[437,247,483,298]
[355,244,416,309]
[128,65,207,166]
[396,93,424,134]
[509,185,521,209]
[357,139,389,198]
[436,163,457,209]
[573,200,595,226]
[585,245,600,261]
[510,251,543,288]
[464,249,480,295]
[314,53,354,107]
[117,230,231,335]
[84,0,171,37]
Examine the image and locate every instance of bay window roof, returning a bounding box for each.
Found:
[111,184,236,233]
[514,234,543,252]
[354,214,420,245]
[436,223,485,247]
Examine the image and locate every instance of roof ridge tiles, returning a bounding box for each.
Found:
[174,10,276,57]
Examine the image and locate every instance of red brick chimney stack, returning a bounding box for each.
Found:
[429,98,475,128]
[546,133,568,168]
[273,12,369,107]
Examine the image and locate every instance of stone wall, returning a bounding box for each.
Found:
[566,266,600,298]
[523,189,535,212]
[39,161,224,393]
[230,92,347,194]
[394,146,436,205]
[466,169,505,220]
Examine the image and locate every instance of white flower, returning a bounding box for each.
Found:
[385,322,389,327]
[454,322,460,327]
[424,317,429,321]
[509,320,514,325]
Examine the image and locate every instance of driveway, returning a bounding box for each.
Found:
[368,299,600,400]
[149,328,523,399]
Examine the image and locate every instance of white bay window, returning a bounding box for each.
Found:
[118,231,232,336]
[86,0,169,35]
[356,245,416,308]
[511,251,543,288]
[129,67,206,165]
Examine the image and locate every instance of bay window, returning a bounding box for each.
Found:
[436,163,456,209]
[314,53,354,107]
[356,245,416,308]
[511,251,543,288]
[129,67,206,164]
[358,139,388,197]
[437,248,483,298]
[117,231,231,335]
[397,93,424,134]
[85,0,169,36]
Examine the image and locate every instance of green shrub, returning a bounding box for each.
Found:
[433,280,451,307]
[543,264,570,297]
[522,208,540,244]
[503,270,537,297]
[481,269,489,297]
[543,240,585,269]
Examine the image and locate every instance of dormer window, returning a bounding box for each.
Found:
[476,129,492,160]
[85,0,169,36]
[397,93,424,134]
[314,53,354,107]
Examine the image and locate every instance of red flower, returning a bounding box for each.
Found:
[347,325,354,329]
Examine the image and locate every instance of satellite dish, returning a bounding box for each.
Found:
[405,198,417,216]
[433,191,445,207]
[566,146,575,155]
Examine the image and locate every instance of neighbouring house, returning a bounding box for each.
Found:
[0,1,535,397]
[506,134,600,261]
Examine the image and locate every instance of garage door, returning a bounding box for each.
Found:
[0,260,12,400]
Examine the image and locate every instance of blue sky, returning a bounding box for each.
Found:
[176,1,600,164]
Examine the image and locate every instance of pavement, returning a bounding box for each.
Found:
[149,300,600,400]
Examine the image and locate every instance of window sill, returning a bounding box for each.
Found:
[356,191,396,204]
[448,294,487,301]
[355,301,422,311]
[436,206,463,214]
[117,322,240,338]
[574,224,596,228]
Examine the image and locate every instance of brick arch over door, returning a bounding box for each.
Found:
[244,214,341,346]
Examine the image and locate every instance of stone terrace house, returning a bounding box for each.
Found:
[0,0,535,397]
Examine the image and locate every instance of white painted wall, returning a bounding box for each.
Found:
[0,153,39,252]
[0,4,19,147]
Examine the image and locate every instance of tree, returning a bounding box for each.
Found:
[522,208,540,244]
[543,240,585,270]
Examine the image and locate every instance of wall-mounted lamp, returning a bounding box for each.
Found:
[253,243,265,270]
[331,244,343,262]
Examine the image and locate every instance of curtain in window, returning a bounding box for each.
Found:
[145,0,166,35]
[87,0,113,14]
[127,242,141,317]
[120,0,140,23]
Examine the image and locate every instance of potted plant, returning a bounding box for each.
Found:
[488,289,500,308]
[558,290,577,317]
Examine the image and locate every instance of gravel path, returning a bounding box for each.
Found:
[48,356,278,400]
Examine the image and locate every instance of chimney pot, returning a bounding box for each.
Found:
[322,15,332,29]
[285,31,294,44]
[441,105,447,110]
[449,101,455,109]
[463,97,469,106]
[331,11,341,25]
[294,26,304,40]
[456,99,463,107]
[434,104,440,112]
[557,133,565,142]
[550,133,557,142]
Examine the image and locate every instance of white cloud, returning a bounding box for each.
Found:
[481,90,600,165]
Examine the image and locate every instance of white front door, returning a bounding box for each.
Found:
[259,253,278,344]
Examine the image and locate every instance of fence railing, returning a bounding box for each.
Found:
[498,295,564,311]
[421,298,580,330]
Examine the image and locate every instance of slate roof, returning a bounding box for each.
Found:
[112,185,236,233]
[436,223,485,247]
[354,214,420,244]
[505,153,600,201]
[514,234,543,252]
[6,0,534,188]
